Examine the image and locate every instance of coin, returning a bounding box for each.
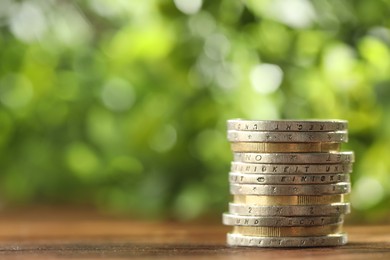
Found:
[233,195,346,205]
[227,130,348,143]
[222,213,344,226]
[228,203,350,216]
[229,172,350,185]
[231,142,341,153]
[227,119,348,132]
[231,162,353,174]
[233,152,354,164]
[230,183,351,195]
[227,233,348,247]
[233,224,342,237]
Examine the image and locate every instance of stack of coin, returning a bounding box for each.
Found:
[223,119,353,247]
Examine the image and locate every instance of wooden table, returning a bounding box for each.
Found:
[0,207,389,259]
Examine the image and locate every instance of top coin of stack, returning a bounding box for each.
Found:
[223,119,353,248]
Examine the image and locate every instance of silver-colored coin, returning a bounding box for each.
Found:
[226,233,348,247]
[227,130,348,143]
[222,213,344,227]
[229,172,350,185]
[230,142,341,153]
[228,203,351,216]
[233,194,346,206]
[230,183,351,195]
[233,152,354,164]
[227,119,348,132]
[231,162,353,174]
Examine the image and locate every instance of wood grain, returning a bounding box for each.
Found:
[0,207,388,259]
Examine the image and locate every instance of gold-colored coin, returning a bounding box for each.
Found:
[233,224,342,237]
[231,142,341,153]
[233,195,347,206]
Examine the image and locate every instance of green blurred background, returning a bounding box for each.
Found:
[0,0,389,223]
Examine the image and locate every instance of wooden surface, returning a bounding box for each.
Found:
[0,207,389,259]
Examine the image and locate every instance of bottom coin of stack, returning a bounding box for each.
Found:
[223,119,353,247]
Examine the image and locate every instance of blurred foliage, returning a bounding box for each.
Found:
[0,0,390,223]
